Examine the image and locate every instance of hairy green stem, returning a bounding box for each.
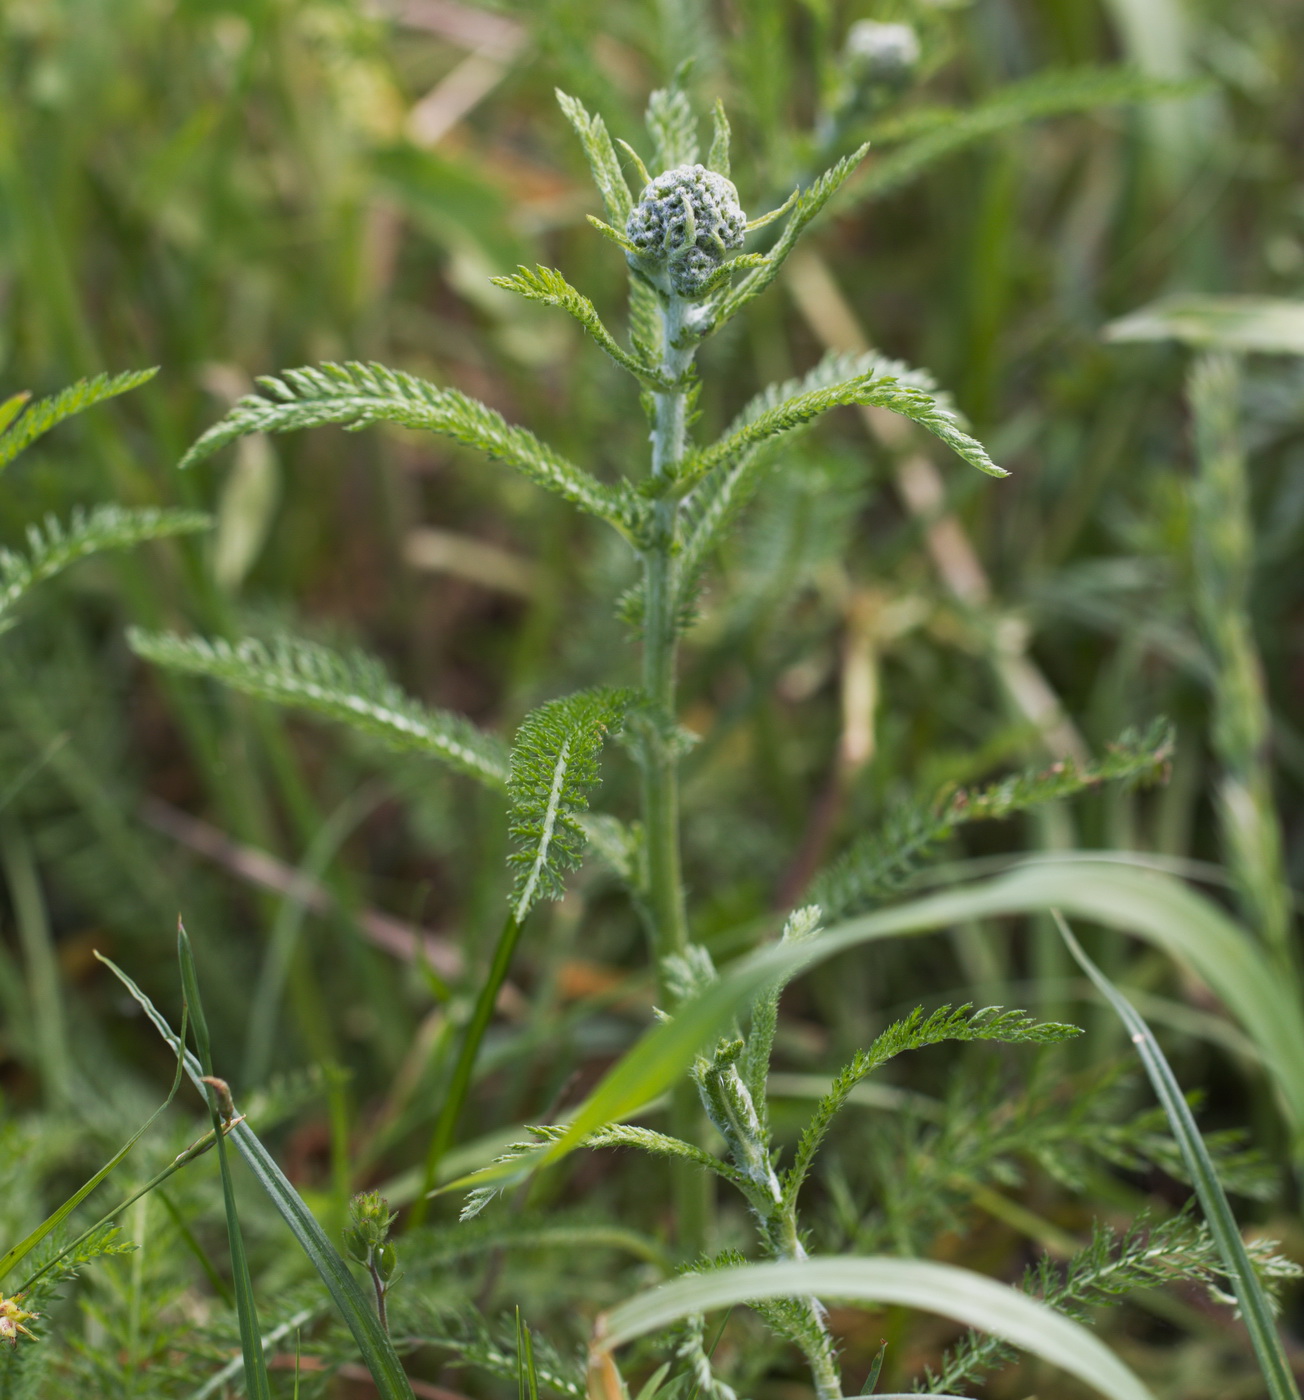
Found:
[773,1203,841,1400]
[642,294,709,1255]
[408,911,524,1227]
[642,296,693,972]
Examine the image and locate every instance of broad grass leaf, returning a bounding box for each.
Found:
[595,1257,1154,1400]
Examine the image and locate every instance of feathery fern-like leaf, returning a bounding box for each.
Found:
[581,1124,754,1194]
[741,906,822,1132]
[808,720,1175,920]
[660,353,955,624]
[460,1132,560,1221]
[490,267,673,386]
[507,687,635,921]
[783,1006,1080,1206]
[0,506,209,623]
[920,1210,1300,1395]
[177,362,641,535]
[127,630,508,789]
[0,369,157,472]
[679,358,1002,491]
[555,90,634,225]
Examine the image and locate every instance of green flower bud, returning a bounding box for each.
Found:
[625,164,747,299]
[346,1190,397,1258]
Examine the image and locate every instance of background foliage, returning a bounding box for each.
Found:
[1,0,1303,1396]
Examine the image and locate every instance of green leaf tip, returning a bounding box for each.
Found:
[707,100,731,178]
[0,368,158,473]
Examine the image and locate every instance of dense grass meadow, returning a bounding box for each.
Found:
[2,0,1304,1396]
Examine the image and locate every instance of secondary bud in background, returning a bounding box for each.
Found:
[843,19,922,88]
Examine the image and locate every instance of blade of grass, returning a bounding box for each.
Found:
[1053,911,1302,1400]
[243,786,386,1087]
[178,920,273,1400]
[0,816,72,1106]
[409,911,523,1227]
[594,1257,1154,1400]
[97,949,418,1400]
[157,1188,234,1308]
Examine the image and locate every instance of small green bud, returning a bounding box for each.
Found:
[346,1190,397,1257]
[843,20,921,87]
[625,164,747,299]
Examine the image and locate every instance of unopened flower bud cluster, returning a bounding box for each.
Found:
[626,164,747,299]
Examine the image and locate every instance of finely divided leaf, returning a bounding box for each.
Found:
[0,506,210,622]
[444,851,1304,1206]
[670,354,925,616]
[707,100,731,178]
[675,349,950,571]
[178,362,640,534]
[490,267,670,385]
[925,1210,1299,1394]
[680,356,1003,491]
[0,369,158,472]
[581,1124,753,1193]
[507,688,635,921]
[555,90,634,224]
[809,720,1175,920]
[783,1005,1080,1206]
[128,630,508,789]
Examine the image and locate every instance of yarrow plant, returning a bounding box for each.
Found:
[7,70,1296,1400]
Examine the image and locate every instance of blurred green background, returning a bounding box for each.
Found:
[1,0,1303,1394]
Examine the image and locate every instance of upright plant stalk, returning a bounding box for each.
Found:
[641,293,708,1252]
[642,294,695,973]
